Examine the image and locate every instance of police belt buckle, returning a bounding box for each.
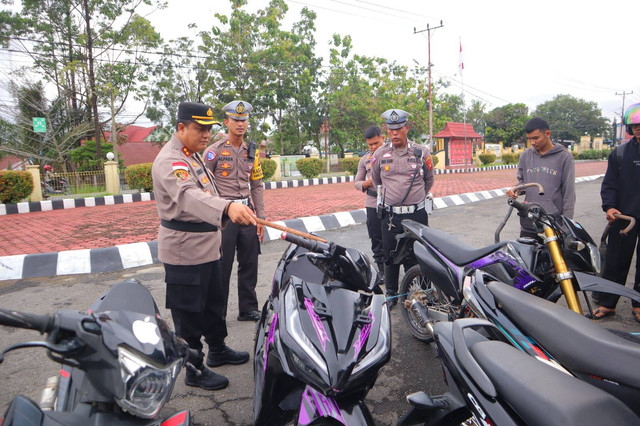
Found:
[390,200,426,215]
[231,198,249,205]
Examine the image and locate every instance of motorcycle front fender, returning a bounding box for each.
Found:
[574,271,640,305]
[297,385,374,426]
[397,392,469,426]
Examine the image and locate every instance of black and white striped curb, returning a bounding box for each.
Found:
[0,166,518,215]
[0,192,155,215]
[0,174,604,280]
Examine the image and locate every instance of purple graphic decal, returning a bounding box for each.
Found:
[298,386,346,425]
[468,251,536,290]
[304,297,330,351]
[354,310,375,358]
[263,314,278,375]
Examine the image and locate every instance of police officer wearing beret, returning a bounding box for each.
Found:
[203,101,265,323]
[152,102,256,391]
[371,109,435,308]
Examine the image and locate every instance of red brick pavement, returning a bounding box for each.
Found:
[0,162,607,257]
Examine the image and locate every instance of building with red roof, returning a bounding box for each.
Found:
[434,122,483,167]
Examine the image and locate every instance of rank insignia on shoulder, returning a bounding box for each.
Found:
[221,150,231,156]
[225,140,231,145]
[181,146,192,157]
[206,151,216,161]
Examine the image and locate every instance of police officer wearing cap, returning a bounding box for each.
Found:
[371,109,435,307]
[203,100,265,323]
[152,101,256,391]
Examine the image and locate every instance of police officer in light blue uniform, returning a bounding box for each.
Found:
[371,109,434,308]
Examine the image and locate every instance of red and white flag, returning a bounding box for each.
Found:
[458,38,464,75]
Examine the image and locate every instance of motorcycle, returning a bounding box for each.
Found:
[397,316,640,426]
[42,176,72,196]
[253,232,391,425]
[394,182,637,342]
[0,278,192,426]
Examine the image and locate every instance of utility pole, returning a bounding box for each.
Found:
[616,90,634,143]
[414,20,443,151]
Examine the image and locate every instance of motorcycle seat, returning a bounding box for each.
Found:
[471,340,639,426]
[419,227,506,266]
[487,280,640,388]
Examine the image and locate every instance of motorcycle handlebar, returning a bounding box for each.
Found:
[507,197,529,215]
[281,232,331,254]
[0,308,54,334]
[614,214,636,235]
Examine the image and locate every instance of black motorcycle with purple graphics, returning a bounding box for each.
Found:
[394,182,637,342]
[253,232,391,425]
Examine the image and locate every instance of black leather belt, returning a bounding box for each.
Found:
[161,219,218,233]
[366,189,378,197]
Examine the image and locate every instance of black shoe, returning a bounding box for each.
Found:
[207,345,250,367]
[237,310,261,322]
[184,364,229,390]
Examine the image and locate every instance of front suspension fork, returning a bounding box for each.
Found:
[543,225,583,315]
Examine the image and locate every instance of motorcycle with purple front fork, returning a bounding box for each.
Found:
[253,232,391,425]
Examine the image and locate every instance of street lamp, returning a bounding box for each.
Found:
[106,152,115,161]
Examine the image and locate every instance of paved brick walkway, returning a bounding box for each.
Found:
[0,162,606,256]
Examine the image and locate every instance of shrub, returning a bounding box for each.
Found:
[502,152,520,164]
[0,171,34,203]
[578,149,601,160]
[600,149,611,159]
[571,151,580,160]
[125,163,153,192]
[478,152,496,165]
[260,158,277,181]
[296,157,324,178]
[432,154,439,167]
[341,157,360,175]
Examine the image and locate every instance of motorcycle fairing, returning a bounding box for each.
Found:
[297,385,346,425]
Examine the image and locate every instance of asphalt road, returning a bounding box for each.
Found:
[0,178,637,425]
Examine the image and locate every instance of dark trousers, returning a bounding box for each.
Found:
[221,221,260,314]
[593,219,640,309]
[366,207,385,270]
[164,261,227,353]
[381,208,429,294]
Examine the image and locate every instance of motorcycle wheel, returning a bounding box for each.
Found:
[399,265,450,343]
[62,181,72,195]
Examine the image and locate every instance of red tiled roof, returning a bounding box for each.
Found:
[0,155,25,170]
[435,122,483,139]
[104,125,158,143]
[117,141,162,167]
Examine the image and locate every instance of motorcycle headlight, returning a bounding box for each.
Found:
[116,346,182,419]
[283,286,328,378]
[587,242,601,275]
[352,303,390,377]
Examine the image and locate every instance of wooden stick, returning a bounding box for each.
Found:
[256,218,328,243]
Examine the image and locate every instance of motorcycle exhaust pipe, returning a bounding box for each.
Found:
[410,299,434,335]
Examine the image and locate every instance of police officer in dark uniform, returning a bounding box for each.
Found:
[590,102,640,321]
[355,125,385,277]
[152,102,255,391]
[203,101,265,323]
[371,109,435,307]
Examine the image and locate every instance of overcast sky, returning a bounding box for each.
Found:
[145,0,639,125]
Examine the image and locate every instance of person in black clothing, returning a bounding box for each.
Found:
[590,102,640,321]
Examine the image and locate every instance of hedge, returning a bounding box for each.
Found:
[261,158,277,181]
[0,170,34,203]
[125,163,154,192]
[501,152,520,165]
[296,157,324,178]
[478,152,496,165]
[341,157,360,175]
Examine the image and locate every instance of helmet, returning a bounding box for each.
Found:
[624,102,640,135]
[44,164,51,171]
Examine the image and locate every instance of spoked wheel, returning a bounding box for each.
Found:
[399,265,452,343]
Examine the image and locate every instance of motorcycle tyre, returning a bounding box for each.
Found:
[399,265,449,343]
[62,182,72,195]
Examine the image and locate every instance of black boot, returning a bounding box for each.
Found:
[385,264,400,310]
[376,263,385,286]
[207,344,250,367]
[184,352,229,390]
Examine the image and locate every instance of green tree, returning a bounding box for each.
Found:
[534,94,609,142]
[484,103,530,146]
